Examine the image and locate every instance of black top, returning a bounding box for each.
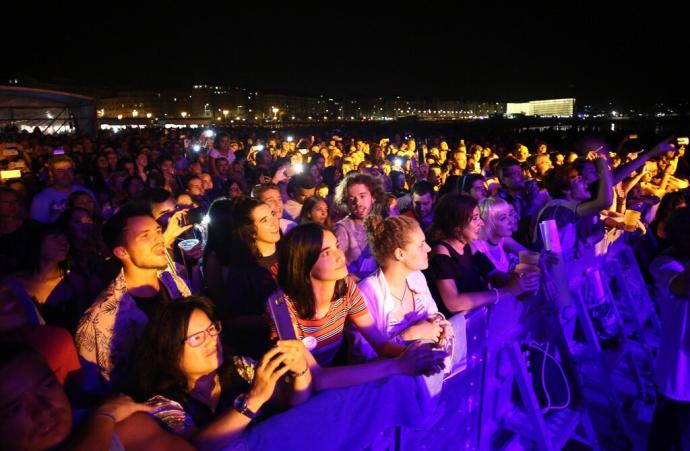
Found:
[424,241,495,317]
[131,285,171,320]
[217,252,278,320]
[173,357,253,429]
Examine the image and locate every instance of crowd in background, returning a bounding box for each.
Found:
[1,124,689,449]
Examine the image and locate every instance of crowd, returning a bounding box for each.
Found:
[0,125,689,449]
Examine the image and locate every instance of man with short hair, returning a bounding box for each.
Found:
[30,156,97,223]
[75,205,190,392]
[284,174,316,221]
[252,183,297,235]
[496,157,549,246]
[402,180,435,231]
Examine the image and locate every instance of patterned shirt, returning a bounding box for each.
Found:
[75,268,190,393]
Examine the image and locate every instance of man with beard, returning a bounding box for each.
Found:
[75,205,190,393]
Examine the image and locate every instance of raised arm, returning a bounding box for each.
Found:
[613,137,675,184]
[575,150,613,218]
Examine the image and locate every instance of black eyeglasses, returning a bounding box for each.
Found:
[182,321,222,347]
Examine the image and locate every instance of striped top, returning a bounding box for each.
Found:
[272,277,370,367]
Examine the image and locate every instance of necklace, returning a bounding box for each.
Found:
[391,281,408,305]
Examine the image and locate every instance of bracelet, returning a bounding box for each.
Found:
[93,411,117,423]
[492,288,500,305]
[290,365,309,378]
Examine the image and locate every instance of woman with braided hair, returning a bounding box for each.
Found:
[348,215,456,364]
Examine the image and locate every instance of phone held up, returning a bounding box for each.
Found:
[268,292,297,341]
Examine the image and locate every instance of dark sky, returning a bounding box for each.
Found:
[5,4,689,104]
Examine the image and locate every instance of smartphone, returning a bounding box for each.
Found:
[628,134,638,140]
[182,206,206,225]
[52,148,65,155]
[268,292,297,340]
[2,149,19,157]
[1,170,22,180]
[677,137,689,146]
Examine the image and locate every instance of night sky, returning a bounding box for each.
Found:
[5,4,689,104]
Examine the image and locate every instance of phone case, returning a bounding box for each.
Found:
[268,291,297,340]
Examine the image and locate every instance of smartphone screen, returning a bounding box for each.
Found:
[1,169,22,180]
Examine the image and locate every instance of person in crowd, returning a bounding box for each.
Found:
[0,186,43,275]
[495,157,548,246]
[128,296,311,450]
[75,205,191,393]
[202,198,279,355]
[209,134,238,179]
[284,174,316,221]
[252,183,297,235]
[225,177,246,202]
[472,197,527,272]
[424,193,539,317]
[298,195,331,228]
[0,345,193,451]
[57,206,120,301]
[646,207,690,449]
[3,222,88,333]
[333,172,387,280]
[536,150,613,255]
[30,156,97,223]
[439,174,486,201]
[401,180,436,232]
[272,223,447,385]
[66,189,100,220]
[350,214,455,363]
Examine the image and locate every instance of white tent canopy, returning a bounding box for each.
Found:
[0,86,96,136]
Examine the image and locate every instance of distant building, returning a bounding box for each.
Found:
[506,98,575,117]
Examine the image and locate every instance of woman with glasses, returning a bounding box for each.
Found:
[129,296,311,451]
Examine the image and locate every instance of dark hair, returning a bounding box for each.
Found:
[101,203,153,252]
[251,183,280,200]
[298,196,331,228]
[411,180,434,197]
[128,296,219,402]
[496,157,522,181]
[655,191,687,225]
[287,174,316,199]
[225,197,265,265]
[203,198,235,265]
[427,193,478,241]
[22,222,71,275]
[278,223,346,319]
[334,172,387,213]
[542,165,577,199]
[123,175,144,194]
[138,187,174,206]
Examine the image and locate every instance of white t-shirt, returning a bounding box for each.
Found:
[350,269,440,361]
[208,147,236,165]
[30,185,97,223]
[649,254,690,401]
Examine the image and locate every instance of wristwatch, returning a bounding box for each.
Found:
[233,393,259,420]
